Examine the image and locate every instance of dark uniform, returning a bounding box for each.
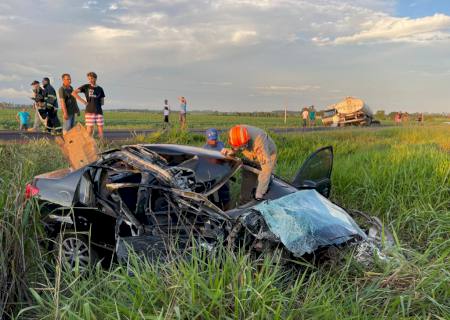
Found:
[42,83,61,132]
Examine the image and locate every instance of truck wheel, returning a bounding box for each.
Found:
[57,232,99,269]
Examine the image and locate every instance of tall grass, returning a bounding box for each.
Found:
[0,126,449,319]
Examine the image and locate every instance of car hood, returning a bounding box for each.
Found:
[251,190,367,257]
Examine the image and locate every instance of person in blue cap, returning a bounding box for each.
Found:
[202,128,230,209]
[203,128,225,152]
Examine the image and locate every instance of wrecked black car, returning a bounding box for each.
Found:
[26,144,392,267]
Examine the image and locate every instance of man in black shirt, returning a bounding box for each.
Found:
[72,71,105,138]
[58,73,80,134]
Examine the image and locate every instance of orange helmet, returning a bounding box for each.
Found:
[228,125,250,147]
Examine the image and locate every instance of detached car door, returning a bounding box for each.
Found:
[291,146,333,198]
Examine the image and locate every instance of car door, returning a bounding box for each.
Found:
[291,146,333,198]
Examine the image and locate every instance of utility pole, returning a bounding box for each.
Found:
[284,98,287,125]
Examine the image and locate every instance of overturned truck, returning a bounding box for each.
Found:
[322,97,380,127]
[27,138,392,267]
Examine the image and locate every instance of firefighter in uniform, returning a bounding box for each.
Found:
[221,125,277,203]
[42,77,61,132]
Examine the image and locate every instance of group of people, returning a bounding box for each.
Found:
[162,96,188,129]
[202,125,277,209]
[17,72,105,137]
[301,105,316,128]
[394,111,424,125]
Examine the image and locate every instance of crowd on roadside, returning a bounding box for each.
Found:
[17,73,191,138]
[18,72,106,137]
[301,105,316,128]
[394,111,424,125]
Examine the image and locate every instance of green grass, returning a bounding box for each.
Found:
[1,108,448,130]
[0,108,309,130]
[0,125,449,319]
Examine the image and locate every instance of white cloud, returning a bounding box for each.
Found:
[82,1,98,9]
[3,63,49,76]
[231,30,258,44]
[0,73,20,81]
[0,87,30,99]
[318,13,450,45]
[88,26,137,39]
[254,85,320,94]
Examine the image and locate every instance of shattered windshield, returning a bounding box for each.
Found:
[253,190,367,256]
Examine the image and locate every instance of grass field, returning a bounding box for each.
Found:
[0,108,309,130]
[0,124,449,319]
[1,108,448,131]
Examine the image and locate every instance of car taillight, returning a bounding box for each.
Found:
[25,184,39,199]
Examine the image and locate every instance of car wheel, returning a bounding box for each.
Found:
[57,232,99,269]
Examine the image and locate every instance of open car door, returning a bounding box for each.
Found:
[291,146,333,198]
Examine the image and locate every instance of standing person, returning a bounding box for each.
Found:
[221,125,277,203]
[72,72,106,138]
[394,112,400,125]
[309,105,316,127]
[42,77,61,132]
[163,99,170,128]
[179,96,187,129]
[58,73,80,134]
[203,128,230,210]
[16,108,30,131]
[417,113,424,125]
[30,80,45,131]
[403,112,409,124]
[302,108,309,128]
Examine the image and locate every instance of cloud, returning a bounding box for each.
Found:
[0,87,30,99]
[88,26,137,39]
[82,1,98,9]
[3,63,49,77]
[1,0,450,112]
[0,73,21,81]
[317,13,450,45]
[231,30,258,44]
[254,85,321,95]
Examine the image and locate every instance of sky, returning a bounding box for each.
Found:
[0,0,450,113]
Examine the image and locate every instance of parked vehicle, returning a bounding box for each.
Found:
[322,97,380,127]
[26,144,392,267]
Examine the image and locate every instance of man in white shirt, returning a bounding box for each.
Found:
[302,108,309,128]
[163,99,170,127]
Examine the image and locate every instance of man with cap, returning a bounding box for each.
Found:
[203,128,225,151]
[30,80,45,131]
[221,125,277,203]
[202,128,230,210]
[42,77,61,132]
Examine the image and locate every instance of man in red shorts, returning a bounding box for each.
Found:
[72,71,106,138]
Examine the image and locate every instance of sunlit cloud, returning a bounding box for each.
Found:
[316,13,450,45]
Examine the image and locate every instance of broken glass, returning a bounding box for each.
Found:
[253,190,367,257]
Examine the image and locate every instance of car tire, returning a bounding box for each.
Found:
[56,231,99,270]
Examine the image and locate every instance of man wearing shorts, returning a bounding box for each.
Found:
[72,72,105,138]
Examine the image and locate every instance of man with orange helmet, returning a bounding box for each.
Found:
[222,125,277,202]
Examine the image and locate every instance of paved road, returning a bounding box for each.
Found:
[0,125,384,142]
